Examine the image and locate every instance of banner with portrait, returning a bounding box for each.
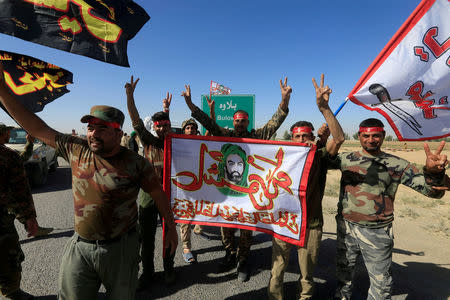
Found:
[0,0,150,67]
[164,134,316,246]
[0,50,73,113]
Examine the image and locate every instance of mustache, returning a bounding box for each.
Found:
[89,137,104,144]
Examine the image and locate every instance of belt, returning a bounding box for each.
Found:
[76,227,136,245]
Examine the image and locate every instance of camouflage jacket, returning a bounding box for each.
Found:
[191,105,288,139]
[133,118,165,208]
[328,150,445,227]
[55,134,156,240]
[0,144,36,225]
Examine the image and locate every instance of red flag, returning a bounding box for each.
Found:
[348,0,449,141]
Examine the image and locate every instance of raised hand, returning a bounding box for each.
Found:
[317,123,330,143]
[181,84,192,103]
[279,77,292,101]
[26,134,35,144]
[125,75,140,97]
[163,92,172,111]
[424,141,448,173]
[206,95,215,110]
[312,74,332,112]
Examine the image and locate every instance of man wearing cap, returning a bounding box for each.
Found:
[0,123,38,300]
[329,118,447,299]
[268,74,345,300]
[181,78,292,282]
[177,117,209,264]
[125,77,178,288]
[128,131,139,153]
[0,65,178,300]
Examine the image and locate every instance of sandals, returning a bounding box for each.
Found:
[182,250,196,264]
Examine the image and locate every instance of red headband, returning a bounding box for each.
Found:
[292,127,312,134]
[359,126,384,133]
[88,117,121,129]
[154,120,171,126]
[233,113,248,120]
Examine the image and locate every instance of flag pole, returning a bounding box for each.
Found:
[334,97,349,116]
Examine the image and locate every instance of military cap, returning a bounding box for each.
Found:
[80,105,125,128]
[181,118,198,131]
[130,131,136,137]
[0,123,14,133]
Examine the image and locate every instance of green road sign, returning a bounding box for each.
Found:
[201,94,255,135]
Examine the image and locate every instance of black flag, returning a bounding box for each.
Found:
[0,0,150,67]
[0,50,73,113]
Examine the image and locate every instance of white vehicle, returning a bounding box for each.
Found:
[6,128,58,186]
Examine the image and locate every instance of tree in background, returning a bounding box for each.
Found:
[283,130,291,140]
[352,132,359,140]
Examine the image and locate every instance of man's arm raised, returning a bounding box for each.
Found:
[0,62,59,147]
[182,85,228,136]
[312,74,345,156]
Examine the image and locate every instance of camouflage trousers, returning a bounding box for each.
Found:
[221,227,252,261]
[0,223,24,297]
[138,203,175,276]
[58,229,139,300]
[268,227,322,300]
[335,216,394,300]
[180,223,203,250]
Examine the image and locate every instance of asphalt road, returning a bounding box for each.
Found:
[15,158,450,299]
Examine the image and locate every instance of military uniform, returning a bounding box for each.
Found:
[191,105,288,266]
[268,147,329,300]
[328,150,445,300]
[0,144,36,298]
[133,119,175,283]
[56,106,156,300]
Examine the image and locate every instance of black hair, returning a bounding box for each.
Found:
[290,121,314,132]
[151,111,170,122]
[359,118,384,128]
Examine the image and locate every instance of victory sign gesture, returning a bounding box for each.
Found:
[424,141,448,173]
[312,74,332,112]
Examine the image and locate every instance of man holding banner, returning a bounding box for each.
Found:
[125,77,181,287]
[0,63,178,300]
[268,74,345,300]
[182,78,292,281]
[329,118,447,299]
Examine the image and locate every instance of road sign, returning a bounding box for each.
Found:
[201,94,255,135]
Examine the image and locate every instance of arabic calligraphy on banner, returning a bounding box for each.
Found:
[164,134,315,246]
[0,0,150,67]
[0,50,73,113]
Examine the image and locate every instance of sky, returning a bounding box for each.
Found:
[0,0,423,138]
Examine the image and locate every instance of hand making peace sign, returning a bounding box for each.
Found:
[312,74,332,112]
[424,141,448,173]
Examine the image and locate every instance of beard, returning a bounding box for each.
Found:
[88,137,106,154]
[226,170,242,183]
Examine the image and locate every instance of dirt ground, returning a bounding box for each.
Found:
[321,141,450,299]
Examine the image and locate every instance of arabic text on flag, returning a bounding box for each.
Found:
[0,50,73,113]
[348,0,449,141]
[164,135,316,246]
[0,0,150,67]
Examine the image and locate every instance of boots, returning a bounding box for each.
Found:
[217,250,237,273]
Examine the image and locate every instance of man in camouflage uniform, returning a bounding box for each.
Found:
[0,123,38,300]
[177,118,209,264]
[328,118,447,300]
[268,74,345,300]
[0,64,178,300]
[125,77,177,288]
[182,78,292,282]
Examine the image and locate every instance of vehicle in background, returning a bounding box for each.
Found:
[6,127,58,186]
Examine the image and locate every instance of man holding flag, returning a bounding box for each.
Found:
[182,78,292,282]
[328,118,447,299]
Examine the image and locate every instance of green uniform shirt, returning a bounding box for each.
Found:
[0,144,36,226]
[328,150,445,227]
[55,134,155,240]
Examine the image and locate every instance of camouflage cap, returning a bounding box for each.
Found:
[0,123,15,133]
[80,105,125,128]
[181,118,198,131]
